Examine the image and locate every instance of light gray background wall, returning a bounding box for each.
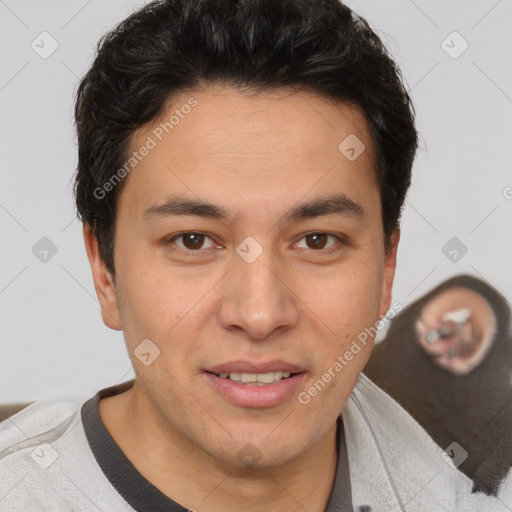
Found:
[1,0,511,402]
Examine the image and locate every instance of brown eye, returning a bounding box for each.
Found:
[305,233,328,250]
[295,232,343,253]
[182,233,205,250]
[170,232,216,252]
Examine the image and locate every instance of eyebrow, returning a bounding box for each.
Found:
[143,194,365,223]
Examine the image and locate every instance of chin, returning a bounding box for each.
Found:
[206,433,306,470]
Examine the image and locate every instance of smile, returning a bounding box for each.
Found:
[213,371,297,385]
[203,371,307,407]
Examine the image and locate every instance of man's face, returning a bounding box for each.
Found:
[87,85,399,468]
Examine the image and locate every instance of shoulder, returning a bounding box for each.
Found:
[1,397,82,450]
[0,398,82,509]
[343,373,512,509]
[0,395,134,511]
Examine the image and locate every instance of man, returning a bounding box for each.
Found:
[1,0,510,510]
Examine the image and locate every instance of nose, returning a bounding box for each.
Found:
[218,248,300,340]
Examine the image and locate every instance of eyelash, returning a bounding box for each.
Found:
[165,231,346,257]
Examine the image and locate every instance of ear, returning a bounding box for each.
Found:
[83,224,122,330]
[378,228,400,319]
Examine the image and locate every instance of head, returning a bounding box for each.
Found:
[75,0,418,469]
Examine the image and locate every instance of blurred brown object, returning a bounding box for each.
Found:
[364,274,512,496]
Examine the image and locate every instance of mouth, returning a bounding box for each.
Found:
[202,360,307,407]
[205,370,302,386]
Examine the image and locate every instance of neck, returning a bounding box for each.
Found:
[99,383,340,512]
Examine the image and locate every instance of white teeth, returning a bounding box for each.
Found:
[216,371,295,384]
[254,372,275,383]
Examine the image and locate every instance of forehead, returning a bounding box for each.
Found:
[119,85,379,223]
[142,85,374,160]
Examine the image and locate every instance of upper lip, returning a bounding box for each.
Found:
[205,360,306,374]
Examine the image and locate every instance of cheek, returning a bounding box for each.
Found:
[302,268,382,395]
[114,259,180,342]
[116,263,218,367]
[307,266,382,335]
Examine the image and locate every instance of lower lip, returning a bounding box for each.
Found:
[203,372,307,408]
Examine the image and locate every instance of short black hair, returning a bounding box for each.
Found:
[73,0,418,276]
